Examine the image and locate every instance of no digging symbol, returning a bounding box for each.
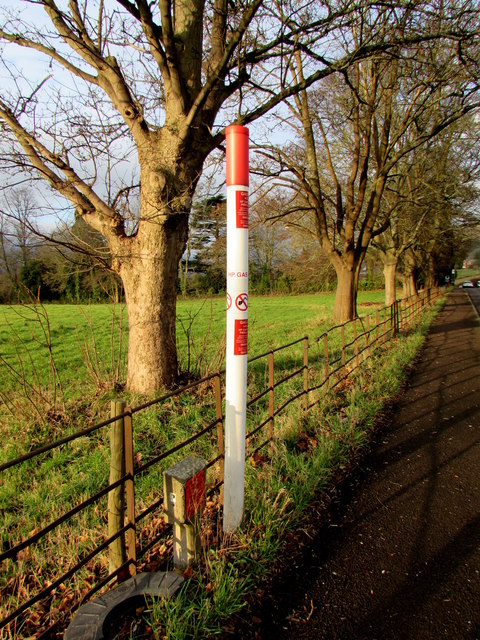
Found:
[227,293,232,310]
[235,293,248,311]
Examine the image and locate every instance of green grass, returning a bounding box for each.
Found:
[175,291,387,377]
[454,268,480,283]
[0,302,128,394]
[0,288,438,638]
[0,291,386,400]
[0,291,386,445]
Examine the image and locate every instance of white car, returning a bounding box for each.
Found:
[460,280,474,287]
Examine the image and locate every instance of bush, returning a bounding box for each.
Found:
[19,259,60,301]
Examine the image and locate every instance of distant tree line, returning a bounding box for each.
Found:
[0,191,122,303]
[1,170,476,305]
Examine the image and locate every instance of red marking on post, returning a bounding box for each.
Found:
[185,469,206,520]
[226,292,232,310]
[236,191,249,229]
[235,293,248,311]
[226,125,249,187]
[234,319,248,355]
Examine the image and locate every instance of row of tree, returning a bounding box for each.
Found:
[0,0,479,393]
[2,167,472,305]
[0,189,344,302]
[0,190,122,303]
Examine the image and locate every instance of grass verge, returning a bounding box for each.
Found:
[146,305,438,639]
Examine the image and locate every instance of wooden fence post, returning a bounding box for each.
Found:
[324,334,329,390]
[391,301,399,338]
[366,315,371,361]
[109,399,126,576]
[268,351,275,446]
[354,319,359,368]
[303,336,309,410]
[124,407,136,576]
[214,374,225,504]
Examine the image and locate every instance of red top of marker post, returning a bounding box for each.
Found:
[226,125,249,187]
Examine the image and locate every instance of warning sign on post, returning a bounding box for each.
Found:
[236,191,248,229]
[234,319,248,355]
[235,293,248,311]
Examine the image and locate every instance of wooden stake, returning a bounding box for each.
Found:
[108,399,126,575]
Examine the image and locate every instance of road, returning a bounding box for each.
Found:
[465,286,480,316]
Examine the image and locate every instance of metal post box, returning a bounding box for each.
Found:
[163,457,206,569]
[163,456,206,523]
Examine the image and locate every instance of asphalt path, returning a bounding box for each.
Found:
[466,287,480,316]
[251,291,480,640]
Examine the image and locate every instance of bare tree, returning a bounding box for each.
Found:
[0,1,479,390]
[257,6,480,320]
[0,188,38,296]
[249,190,292,291]
[374,119,480,303]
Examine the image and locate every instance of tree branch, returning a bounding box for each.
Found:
[0,27,99,85]
[179,0,263,142]
[0,101,125,242]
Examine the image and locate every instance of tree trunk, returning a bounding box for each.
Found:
[402,249,418,300]
[180,240,190,297]
[119,214,189,393]
[383,256,398,307]
[109,131,201,394]
[333,263,357,322]
[403,273,416,299]
[425,253,436,289]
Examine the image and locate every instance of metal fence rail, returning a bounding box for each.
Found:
[0,288,443,637]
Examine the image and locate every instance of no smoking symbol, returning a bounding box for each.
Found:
[235,293,248,311]
[226,293,232,310]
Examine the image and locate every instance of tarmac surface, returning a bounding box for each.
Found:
[251,290,480,640]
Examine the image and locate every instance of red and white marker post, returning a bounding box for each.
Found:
[224,125,249,533]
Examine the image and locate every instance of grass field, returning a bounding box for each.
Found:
[0,291,386,404]
[2,287,432,638]
[0,290,386,469]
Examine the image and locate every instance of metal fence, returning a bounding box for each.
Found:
[0,288,443,638]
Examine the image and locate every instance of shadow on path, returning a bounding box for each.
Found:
[254,292,480,640]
